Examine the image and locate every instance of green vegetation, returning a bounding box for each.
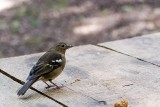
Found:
[10,20,20,33]
[25,38,44,46]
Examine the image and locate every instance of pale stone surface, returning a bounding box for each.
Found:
[99,33,160,65]
[0,37,160,107]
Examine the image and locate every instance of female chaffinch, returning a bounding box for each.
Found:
[17,42,72,96]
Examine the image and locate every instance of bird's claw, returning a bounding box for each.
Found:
[45,85,52,89]
[45,85,60,89]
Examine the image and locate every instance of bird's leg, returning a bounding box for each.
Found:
[43,81,52,89]
[49,79,60,89]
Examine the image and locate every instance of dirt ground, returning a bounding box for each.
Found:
[0,0,160,58]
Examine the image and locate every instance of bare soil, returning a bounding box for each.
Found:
[0,0,160,58]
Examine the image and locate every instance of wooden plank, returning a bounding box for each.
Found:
[1,45,160,106]
[0,52,106,107]
[64,45,160,107]
[99,33,160,66]
[0,73,61,107]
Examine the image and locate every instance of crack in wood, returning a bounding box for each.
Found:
[59,83,107,106]
[0,69,68,107]
[96,45,160,68]
[122,84,134,87]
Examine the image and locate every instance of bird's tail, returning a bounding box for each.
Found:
[17,79,37,96]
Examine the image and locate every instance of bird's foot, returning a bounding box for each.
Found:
[45,85,52,89]
[49,81,61,89]
[45,85,60,89]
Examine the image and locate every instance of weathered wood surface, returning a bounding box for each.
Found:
[0,34,160,107]
[0,73,61,107]
[99,33,160,66]
[0,53,105,107]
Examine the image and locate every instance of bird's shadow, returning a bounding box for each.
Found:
[18,65,89,99]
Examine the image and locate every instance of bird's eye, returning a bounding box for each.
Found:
[61,44,65,47]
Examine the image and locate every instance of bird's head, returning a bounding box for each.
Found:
[52,42,72,54]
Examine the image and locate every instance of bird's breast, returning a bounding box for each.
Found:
[41,66,64,81]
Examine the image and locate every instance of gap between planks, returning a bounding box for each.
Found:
[95,44,160,68]
[0,68,107,106]
[58,82,107,105]
[0,69,68,107]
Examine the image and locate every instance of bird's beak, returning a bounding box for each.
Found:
[67,44,73,49]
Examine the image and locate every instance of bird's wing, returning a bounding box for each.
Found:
[27,52,63,80]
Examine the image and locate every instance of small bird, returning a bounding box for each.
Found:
[17,42,72,96]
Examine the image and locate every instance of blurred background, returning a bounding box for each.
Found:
[0,0,159,58]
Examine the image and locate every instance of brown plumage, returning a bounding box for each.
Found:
[17,42,72,96]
